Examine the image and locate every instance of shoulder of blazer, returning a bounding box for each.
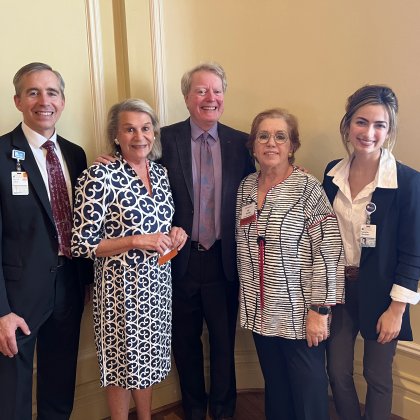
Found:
[161,119,190,136]
[57,135,86,156]
[394,160,420,206]
[324,159,342,176]
[396,160,420,182]
[217,122,248,140]
[322,159,343,204]
[0,124,25,148]
[57,136,88,181]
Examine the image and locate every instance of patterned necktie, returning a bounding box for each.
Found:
[198,132,216,250]
[42,140,72,258]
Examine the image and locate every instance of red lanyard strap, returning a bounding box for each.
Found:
[257,235,266,310]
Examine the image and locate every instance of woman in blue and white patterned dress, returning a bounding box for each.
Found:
[72,99,187,420]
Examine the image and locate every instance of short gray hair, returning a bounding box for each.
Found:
[13,62,65,99]
[181,62,227,97]
[106,98,162,161]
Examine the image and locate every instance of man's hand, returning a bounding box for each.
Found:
[0,313,31,357]
[168,226,188,251]
[94,154,116,165]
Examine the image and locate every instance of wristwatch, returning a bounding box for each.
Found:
[309,304,331,315]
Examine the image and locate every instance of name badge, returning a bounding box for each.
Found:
[360,224,376,248]
[12,171,29,195]
[240,203,256,226]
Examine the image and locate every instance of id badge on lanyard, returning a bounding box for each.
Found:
[360,202,376,248]
[11,149,29,195]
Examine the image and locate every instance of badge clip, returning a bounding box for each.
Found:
[365,202,376,225]
[12,149,25,172]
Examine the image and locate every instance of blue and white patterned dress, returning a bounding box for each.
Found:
[72,156,174,389]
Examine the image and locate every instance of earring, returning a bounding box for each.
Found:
[114,138,119,145]
[288,152,293,158]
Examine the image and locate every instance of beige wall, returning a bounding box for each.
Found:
[0,0,97,161]
[162,0,420,177]
[0,0,419,419]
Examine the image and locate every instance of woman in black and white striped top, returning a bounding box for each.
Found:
[236,108,345,420]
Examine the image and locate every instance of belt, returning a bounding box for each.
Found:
[345,266,359,281]
[190,240,221,252]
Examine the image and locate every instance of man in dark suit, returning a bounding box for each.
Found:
[0,62,92,419]
[160,62,255,420]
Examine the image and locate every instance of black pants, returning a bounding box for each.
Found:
[253,333,329,420]
[0,260,83,420]
[172,242,238,420]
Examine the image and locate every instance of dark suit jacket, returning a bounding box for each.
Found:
[160,118,255,283]
[0,124,92,332]
[323,159,420,341]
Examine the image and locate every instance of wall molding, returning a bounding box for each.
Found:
[149,0,168,126]
[397,340,420,359]
[85,0,107,155]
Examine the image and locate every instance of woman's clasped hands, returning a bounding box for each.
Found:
[133,227,188,256]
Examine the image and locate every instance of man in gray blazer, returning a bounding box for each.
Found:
[0,62,92,419]
[160,62,255,420]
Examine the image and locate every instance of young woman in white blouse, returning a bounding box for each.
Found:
[323,85,420,420]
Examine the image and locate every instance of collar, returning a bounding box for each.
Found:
[327,148,398,190]
[190,119,218,142]
[22,122,58,150]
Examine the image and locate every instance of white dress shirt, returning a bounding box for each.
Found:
[328,148,419,305]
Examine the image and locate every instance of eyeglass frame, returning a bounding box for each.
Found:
[255,130,289,144]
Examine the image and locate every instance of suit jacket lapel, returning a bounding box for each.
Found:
[360,187,395,265]
[323,175,339,206]
[218,124,231,205]
[58,137,76,183]
[11,126,54,225]
[175,120,194,203]
[58,137,78,202]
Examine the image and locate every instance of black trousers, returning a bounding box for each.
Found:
[172,242,238,420]
[0,260,83,420]
[253,333,329,420]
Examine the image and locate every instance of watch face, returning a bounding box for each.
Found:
[310,305,331,315]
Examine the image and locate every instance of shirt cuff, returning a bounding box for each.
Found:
[390,284,420,305]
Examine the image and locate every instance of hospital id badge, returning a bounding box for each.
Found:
[360,224,376,248]
[11,171,29,195]
[240,203,256,226]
